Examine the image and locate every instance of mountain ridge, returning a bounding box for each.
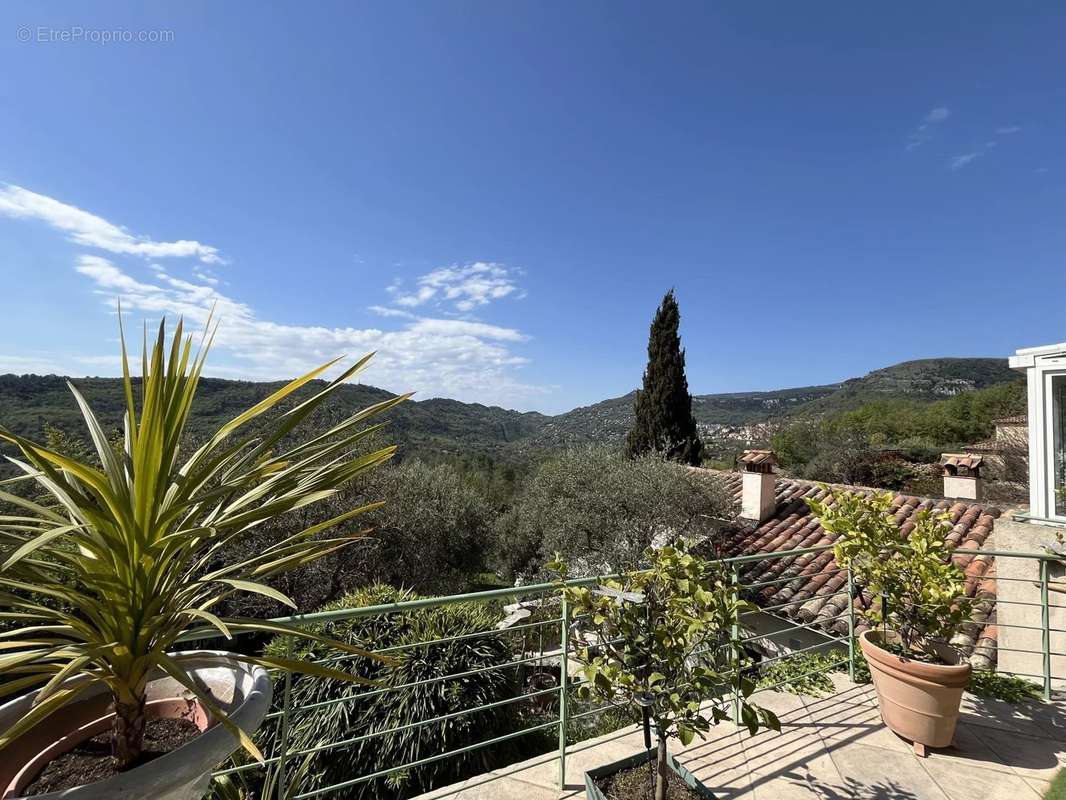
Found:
[0,357,1021,462]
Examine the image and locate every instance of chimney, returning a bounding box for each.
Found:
[738,449,778,523]
[941,454,984,502]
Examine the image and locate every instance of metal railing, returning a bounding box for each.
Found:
[194,544,1066,799]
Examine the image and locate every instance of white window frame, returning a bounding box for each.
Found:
[1049,372,1066,519]
[1012,343,1066,522]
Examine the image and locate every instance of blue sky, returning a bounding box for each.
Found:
[1,3,1064,413]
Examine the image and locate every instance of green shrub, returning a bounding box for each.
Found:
[261,585,524,799]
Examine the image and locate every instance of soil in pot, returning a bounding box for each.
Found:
[21,717,200,796]
[596,763,703,800]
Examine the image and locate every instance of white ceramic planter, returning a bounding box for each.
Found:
[0,651,272,800]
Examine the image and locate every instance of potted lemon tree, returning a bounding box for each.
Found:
[807,489,969,757]
[550,542,778,800]
[0,317,406,798]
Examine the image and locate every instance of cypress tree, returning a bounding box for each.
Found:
[625,290,703,465]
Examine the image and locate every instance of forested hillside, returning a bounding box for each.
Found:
[0,356,1021,468]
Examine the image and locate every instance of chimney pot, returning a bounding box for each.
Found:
[940,453,984,501]
[739,449,778,522]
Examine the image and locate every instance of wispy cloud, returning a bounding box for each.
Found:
[368,305,416,319]
[907,106,951,150]
[948,124,1023,171]
[0,183,224,264]
[949,152,981,171]
[388,262,524,313]
[73,255,539,404]
[0,186,544,407]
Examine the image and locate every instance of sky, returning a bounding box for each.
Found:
[1,3,1064,414]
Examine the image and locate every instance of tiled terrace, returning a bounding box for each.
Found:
[417,675,1066,800]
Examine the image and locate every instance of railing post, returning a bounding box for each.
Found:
[558,593,570,790]
[846,564,856,684]
[276,635,295,798]
[730,568,741,725]
[1041,558,1052,702]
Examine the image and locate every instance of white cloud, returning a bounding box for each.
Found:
[368,305,416,319]
[3,185,545,406]
[0,184,224,264]
[996,125,1022,135]
[388,262,523,313]
[949,152,980,170]
[67,256,541,405]
[907,106,951,150]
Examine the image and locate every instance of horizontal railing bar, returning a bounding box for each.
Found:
[738,615,847,644]
[754,590,849,615]
[181,543,1057,646]
[753,637,850,669]
[310,617,565,667]
[292,719,561,798]
[741,567,843,590]
[283,684,563,760]
[269,652,553,720]
[567,704,631,723]
[954,597,1037,607]
[986,645,1048,656]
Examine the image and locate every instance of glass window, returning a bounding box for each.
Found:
[1055,375,1066,517]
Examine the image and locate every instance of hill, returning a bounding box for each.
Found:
[0,357,1021,463]
[0,374,547,467]
[530,357,1020,447]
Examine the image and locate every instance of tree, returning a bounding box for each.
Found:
[625,290,703,465]
[493,448,725,580]
[549,542,778,800]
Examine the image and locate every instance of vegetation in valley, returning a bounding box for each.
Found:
[0,357,1020,471]
[770,380,1026,491]
[493,448,726,581]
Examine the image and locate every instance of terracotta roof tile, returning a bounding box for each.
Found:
[698,469,1000,668]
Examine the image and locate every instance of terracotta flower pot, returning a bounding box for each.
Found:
[0,652,272,800]
[859,630,971,756]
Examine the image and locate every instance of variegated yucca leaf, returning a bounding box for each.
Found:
[0,314,407,765]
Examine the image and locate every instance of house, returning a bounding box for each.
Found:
[992,343,1066,683]
[699,450,1000,669]
[963,414,1028,480]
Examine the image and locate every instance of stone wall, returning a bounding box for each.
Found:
[994,517,1066,687]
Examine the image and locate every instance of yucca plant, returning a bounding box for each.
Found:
[0,315,407,771]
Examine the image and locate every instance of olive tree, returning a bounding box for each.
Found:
[494,448,725,580]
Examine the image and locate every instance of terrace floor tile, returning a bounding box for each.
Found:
[413,684,1066,800]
